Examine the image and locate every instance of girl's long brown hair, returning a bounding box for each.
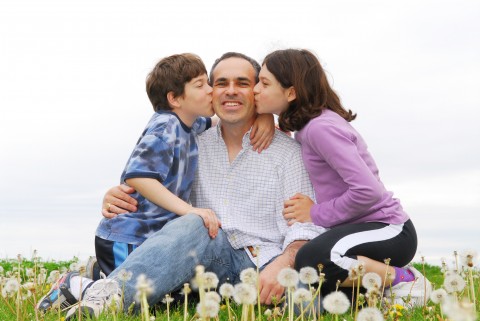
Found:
[263,49,356,132]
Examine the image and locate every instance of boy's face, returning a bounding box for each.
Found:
[177,74,214,124]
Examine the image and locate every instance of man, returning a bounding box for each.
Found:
[67,52,324,318]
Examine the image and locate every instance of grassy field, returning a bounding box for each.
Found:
[0,252,478,321]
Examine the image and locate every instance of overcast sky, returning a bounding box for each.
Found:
[1,0,479,266]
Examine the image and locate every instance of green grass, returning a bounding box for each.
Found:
[0,256,478,321]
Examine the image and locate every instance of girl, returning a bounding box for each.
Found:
[253,49,431,306]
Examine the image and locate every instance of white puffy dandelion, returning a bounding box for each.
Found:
[117,269,133,282]
[135,274,154,300]
[2,278,20,298]
[69,262,80,272]
[444,273,466,293]
[460,250,477,268]
[264,309,272,317]
[292,288,312,304]
[349,261,366,280]
[357,307,384,321]
[205,291,221,303]
[233,283,257,305]
[362,272,382,290]
[323,291,350,315]
[196,299,220,318]
[0,266,4,275]
[299,267,319,285]
[430,288,448,304]
[219,283,234,298]
[25,268,35,279]
[277,267,299,288]
[443,297,476,321]
[47,270,61,284]
[203,272,219,289]
[240,267,257,285]
[162,294,174,304]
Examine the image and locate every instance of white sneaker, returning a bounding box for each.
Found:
[383,265,432,308]
[65,279,122,320]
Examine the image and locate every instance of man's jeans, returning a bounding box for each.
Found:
[109,214,256,308]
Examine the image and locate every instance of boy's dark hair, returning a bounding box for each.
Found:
[209,52,261,84]
[146,53,207,111]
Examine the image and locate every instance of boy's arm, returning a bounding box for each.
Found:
[125,177,221,238]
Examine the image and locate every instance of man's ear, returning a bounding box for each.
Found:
[286,86,296,102]
[167,91,181,109]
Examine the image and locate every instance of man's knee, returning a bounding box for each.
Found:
[166,213,207,236]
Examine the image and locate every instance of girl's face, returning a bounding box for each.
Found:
[254,65,295,115]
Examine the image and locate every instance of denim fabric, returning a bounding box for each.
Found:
[109,214,255,309]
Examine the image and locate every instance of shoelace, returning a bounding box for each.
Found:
[83,280,120,307]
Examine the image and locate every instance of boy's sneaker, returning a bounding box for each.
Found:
[65,278,122,320]
[36,272,81,312]
[85,256,102,281]
[384,265,432,307]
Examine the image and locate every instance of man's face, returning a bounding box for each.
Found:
[211,57,256,126]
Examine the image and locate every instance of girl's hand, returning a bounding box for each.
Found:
[250,114,275,153]
[283,193,314,225]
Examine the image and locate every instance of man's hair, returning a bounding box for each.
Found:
[146,53,207,111]
[209,52,261,84]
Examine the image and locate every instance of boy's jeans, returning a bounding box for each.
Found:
[109,214,255,308]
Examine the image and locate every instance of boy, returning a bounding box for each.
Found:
[37,53,220,312]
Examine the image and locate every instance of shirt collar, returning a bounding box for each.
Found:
[215,121,253,148]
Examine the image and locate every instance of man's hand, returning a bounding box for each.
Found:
[102,185,138,218]
[258,240,307,304]
[258,255,288,304]
[283,193,314,225]
[189,207,221,239]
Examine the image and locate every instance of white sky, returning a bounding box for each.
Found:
[1,0,479,266]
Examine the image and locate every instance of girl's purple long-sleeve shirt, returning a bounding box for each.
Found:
[295,109,409,228]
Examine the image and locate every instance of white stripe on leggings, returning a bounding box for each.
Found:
[330,223,404,270]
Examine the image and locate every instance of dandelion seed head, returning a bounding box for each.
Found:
[162,294,174,304]
[362,272,382,290]
[277,267,299,288]
[182,283,191,295]
[69,262,80,272]
[443,297,476,321]
[117,269,133,282]
[233,283,257,305]
[205,291,221,303]
[219,283,234,298]
[135,274,154,296]
[25,268,35,278]
[444,273,466,293]
[430,288,448,304]
[196,299,220,318]
[202,272,219,289]
[292,288,312,304]
[240,268,257,285]
[22,282,36,291]
[323,291,350,315]
[264,309,272,317]
[2,279,20,298]
[357,307,384,321]
[47,270,61,284]
[460,250,477,268]
[299,267,318,285]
